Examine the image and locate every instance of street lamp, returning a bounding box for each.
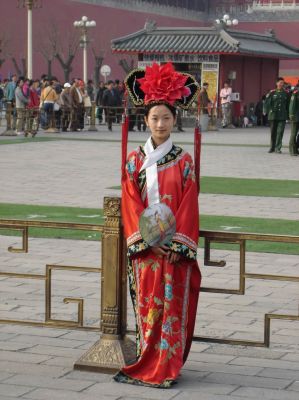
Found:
[73,16,96,83]
[215,14,239,28]
[18,0,42,79]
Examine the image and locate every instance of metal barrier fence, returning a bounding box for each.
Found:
[0,101,224,135]
[0,196,298,372]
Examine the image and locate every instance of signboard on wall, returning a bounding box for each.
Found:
[201,62,219,105]
[143,54,219,63]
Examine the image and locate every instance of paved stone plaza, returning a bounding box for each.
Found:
[0,124,298,399]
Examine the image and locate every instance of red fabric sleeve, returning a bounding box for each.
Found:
[169,153,199,260]
[121,150,149,257]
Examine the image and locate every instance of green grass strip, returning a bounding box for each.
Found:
[201,176,299,198]
[108,176,299,198]
[0,203,103,241]
[0,203,298,254]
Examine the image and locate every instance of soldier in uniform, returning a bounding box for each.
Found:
[289,88,299,156]
[263,77,289,153]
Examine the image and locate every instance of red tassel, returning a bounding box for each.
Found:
[121,113,129,183]
[194,122,201,195]
[194,86,202,195]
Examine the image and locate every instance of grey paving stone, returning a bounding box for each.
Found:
[201,372,292,389]
[0,341,36,351]
[0,373,13,382]
[183,361,262,376]
[22,388,118,400]
[257,368,299,380]
[282,353,299,362]
[187,353,236,364]
[2,374,94,391]
[10,334,88,348]
[176,379,237,394]
[83,381,180,399]
[0,361,68,378]
[0,325,71,338]
[231,386,299,399]
[163,393,247,400]
[0,350,51,364]
[0,383,34,397]
[229,356,299,370]
[287,381,299,392]
[41,356,76,367]
[64,370,114,383]
[202,344,287,360]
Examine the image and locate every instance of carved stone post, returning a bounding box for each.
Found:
[88,101,98,131]
[74,197,136,373]
[0,102,16,136]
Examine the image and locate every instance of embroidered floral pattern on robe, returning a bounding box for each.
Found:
[115,144,201,388]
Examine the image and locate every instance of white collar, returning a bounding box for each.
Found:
[140,136,173,172]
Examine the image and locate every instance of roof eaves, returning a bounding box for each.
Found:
[111,28,146,45]
[219,29,240,49]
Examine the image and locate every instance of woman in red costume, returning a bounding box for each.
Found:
[114,62,201,388]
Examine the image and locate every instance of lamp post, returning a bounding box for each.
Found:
[73,16,96,83]
[18,0,41,79]
[215,14,239,28]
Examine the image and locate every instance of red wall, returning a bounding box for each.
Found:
[220,55,279,105]
[0,0,203,82]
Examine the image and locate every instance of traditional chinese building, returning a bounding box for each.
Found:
[112,21,299,106]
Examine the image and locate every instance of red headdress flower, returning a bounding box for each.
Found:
[137,62,191,105]
[124,62,198,109]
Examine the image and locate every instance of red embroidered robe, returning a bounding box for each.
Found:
[116,143,201,388]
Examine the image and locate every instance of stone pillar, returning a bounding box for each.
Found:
[74,197,136,373]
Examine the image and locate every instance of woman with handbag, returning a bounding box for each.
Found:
[40,80,58,130]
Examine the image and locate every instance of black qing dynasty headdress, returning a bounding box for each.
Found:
[121,62,201,192]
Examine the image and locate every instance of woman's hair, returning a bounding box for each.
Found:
[144,102,177,118]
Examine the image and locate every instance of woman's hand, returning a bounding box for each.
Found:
[151,246,181,264]
[151,245,169,257]
[167,251,180,264]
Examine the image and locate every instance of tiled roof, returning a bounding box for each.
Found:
[111,24,299,59]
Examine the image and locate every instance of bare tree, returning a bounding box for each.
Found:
[37,22,59,78]
[91,46,105,86]
[55,29,80,82]
[0,33,10,69]
[11,57,27,77]
[118,57,135,74]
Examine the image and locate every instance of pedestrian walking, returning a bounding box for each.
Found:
[263,77,290,153]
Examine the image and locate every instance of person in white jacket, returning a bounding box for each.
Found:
[220,81,232,128]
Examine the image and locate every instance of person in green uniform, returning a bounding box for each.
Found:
[263,77,289,153]
[289,89,299,156]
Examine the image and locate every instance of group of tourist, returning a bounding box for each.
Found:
[0,75,126,136]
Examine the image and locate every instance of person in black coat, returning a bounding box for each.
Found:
[102,80,120,131]
[95,81,105,124]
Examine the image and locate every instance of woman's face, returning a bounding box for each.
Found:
[145,105,176,146]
